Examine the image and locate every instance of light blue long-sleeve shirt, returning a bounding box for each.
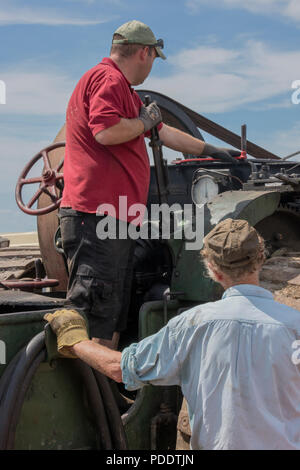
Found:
[121,284,300,450]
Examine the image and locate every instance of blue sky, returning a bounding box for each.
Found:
[0,0,299,232]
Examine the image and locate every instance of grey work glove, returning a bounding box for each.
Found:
[203,143,241,164]
[138,102,162,132]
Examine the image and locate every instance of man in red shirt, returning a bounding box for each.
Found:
[60,20,240,350]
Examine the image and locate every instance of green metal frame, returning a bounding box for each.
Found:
[169,190,280,302]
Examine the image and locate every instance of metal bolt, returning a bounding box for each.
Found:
[49,360,57,369]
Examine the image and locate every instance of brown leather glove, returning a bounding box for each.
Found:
[44,309,89,358]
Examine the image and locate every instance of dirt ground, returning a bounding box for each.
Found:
[260,249,300,311]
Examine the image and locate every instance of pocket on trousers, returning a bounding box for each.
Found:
[60,215,83,250]
[91,278,113,300]
[89,278,115,320]
[67,275,114,315]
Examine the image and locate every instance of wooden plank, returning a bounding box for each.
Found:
[4,269,34,279]
[0,237,9,248]
[0,232,38,246]
[0,245,40,252]
[0,259,36,270]
[0,251,41,258]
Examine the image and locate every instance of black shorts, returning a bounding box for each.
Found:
[59,208,136,340]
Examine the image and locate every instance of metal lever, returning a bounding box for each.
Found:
[144,94,169,206]
[241,124,247,159]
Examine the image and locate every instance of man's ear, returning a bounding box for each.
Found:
[139,46,149,62]
[207,262,223,283]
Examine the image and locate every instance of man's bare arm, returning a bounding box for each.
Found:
[95,118,144,146]
[158,124,241,163]
[71,340,123,382]
[44,310,123,382]
[159,123,206,155]
[95,102,162,146]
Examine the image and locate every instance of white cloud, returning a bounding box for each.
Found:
[64,0,122,4]
[141,40,299,113]
[1,41,292,118]
[0,5,115,26]
[0,66,75,115]
[0,39,298,120]
[64,0,96,3]
[260,121,300,158]
[285,0,300,21]
[185,0,300,24]
[168,46,240,68]
[186,0,281,14]
[248,99,293,111]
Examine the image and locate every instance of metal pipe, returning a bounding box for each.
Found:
[144,95,169,205]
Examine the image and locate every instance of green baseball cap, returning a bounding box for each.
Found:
[203,218,263,268]
[112,20,166,60]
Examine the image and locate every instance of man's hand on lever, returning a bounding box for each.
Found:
[202,143,241,163]
[138,101,162,132]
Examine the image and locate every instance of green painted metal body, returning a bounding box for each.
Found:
[0,190,281,449]
[170,190,280,302]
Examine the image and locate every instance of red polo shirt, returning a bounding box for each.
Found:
[61,57,162,223]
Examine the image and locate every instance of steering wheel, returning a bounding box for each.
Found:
[15,142,65,215]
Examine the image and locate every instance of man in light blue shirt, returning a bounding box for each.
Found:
[45,218,300,450]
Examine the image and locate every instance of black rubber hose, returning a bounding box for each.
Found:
[0,347,25,404]
[0,331,45,449]
[0,350,117,449]
[74,359,113,450]
[6,349,46,450]
[93,370,128,450]
[0,333,45,449]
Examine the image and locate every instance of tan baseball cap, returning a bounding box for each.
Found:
[112,20,166,60]
[203,218,263,268]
